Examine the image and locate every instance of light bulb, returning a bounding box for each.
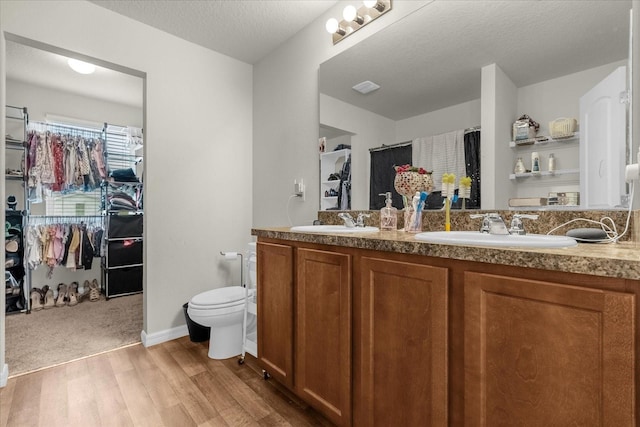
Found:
[363,0,385,12]
[343,5,357,22]
[67,58,96,75]
[326,18,339,34]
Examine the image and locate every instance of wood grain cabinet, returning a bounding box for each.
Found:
[256,238,637,426]
[257,243,352,426]
[355,257,449,426]
[296,248,352,426]
[257,242,294,388]
[464,271,635,426]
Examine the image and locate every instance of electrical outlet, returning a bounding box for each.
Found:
[294,178,305,200]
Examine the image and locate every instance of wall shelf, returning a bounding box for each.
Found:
[509,168,580,180]
[509,132,579,148]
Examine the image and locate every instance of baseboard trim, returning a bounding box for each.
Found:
[1,363,8,388]
[141,325,189,347]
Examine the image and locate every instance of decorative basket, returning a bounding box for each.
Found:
[549,118,577,139]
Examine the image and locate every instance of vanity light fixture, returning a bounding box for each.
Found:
[67,58,96,75]
[326,0,392,44]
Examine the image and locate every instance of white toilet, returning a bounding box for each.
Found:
[187,286,252,359]
[187,243,257,360]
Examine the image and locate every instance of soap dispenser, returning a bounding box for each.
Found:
[379,192,398,231]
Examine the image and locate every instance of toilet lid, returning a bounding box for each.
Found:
[190,286,252,307]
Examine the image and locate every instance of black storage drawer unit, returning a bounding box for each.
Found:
[103,212,143,298]
[107,214,143,238]
[107,239,143,267]
[104,265,142,297]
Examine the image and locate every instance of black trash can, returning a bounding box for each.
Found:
[182,302,211,342]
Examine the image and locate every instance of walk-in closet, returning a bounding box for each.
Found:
[4,40,145,376]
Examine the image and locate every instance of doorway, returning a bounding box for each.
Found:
[3,38,145,376]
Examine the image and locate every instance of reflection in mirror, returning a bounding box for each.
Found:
[319,0,631,211]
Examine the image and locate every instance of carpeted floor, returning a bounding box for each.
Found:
[5,293,142,377]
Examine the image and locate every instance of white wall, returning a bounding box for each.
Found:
[396,99,481,142]
[1,0,252,379]
[8,79,142,127]
[1,34,7,385]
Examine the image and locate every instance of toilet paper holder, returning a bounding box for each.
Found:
[220,251,244,288]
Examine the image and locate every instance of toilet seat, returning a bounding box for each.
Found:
[189,286,254,310]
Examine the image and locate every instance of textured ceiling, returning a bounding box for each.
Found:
[5,0,633,117]
[88,0,339,64]
[320,0,632,121]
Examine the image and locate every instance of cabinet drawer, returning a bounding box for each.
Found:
[107,214,143,238]
[104,265,143,297]
[107,239,143,267]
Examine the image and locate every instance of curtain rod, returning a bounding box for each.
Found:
[464,125,481,133]
[369,140,412,152]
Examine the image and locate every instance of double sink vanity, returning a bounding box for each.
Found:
[252,209,640,426]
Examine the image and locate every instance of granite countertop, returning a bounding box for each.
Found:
[251,227,640,281]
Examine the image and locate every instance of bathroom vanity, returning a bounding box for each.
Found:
[253,222,639,426]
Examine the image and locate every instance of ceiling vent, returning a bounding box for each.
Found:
[352,80,380,94]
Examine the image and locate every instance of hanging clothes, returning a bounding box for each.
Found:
[337,154,351,210]
[24,218,103,274]
[26,128,106,194]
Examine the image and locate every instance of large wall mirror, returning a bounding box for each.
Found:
[319,0,632,211]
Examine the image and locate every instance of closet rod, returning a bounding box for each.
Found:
[29,120,105,137]
[29,215,103,218]
[28,216,103,224]
[29,215,104,222]
[369,140,412,152]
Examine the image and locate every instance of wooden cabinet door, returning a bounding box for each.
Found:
[296,248,352,426]
[356,257,448,426]
[257,242,294,388]
[465,272,635,426]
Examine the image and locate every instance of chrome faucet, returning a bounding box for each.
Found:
[470,213,509,235]
[471,213,539,235]
[508,214,539,235]
[338,212,356,228]
[356,213,371,227]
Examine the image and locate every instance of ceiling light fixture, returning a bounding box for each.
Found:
[326,0,392,44]
[67,58,96,75]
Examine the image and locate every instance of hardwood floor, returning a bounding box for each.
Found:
[0,337,335,427]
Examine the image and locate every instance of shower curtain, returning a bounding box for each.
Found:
[464,130,481,209]
[369,144,412,210]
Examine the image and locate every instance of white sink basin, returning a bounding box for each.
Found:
[414,231,577,248]
[290,225,380,234]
